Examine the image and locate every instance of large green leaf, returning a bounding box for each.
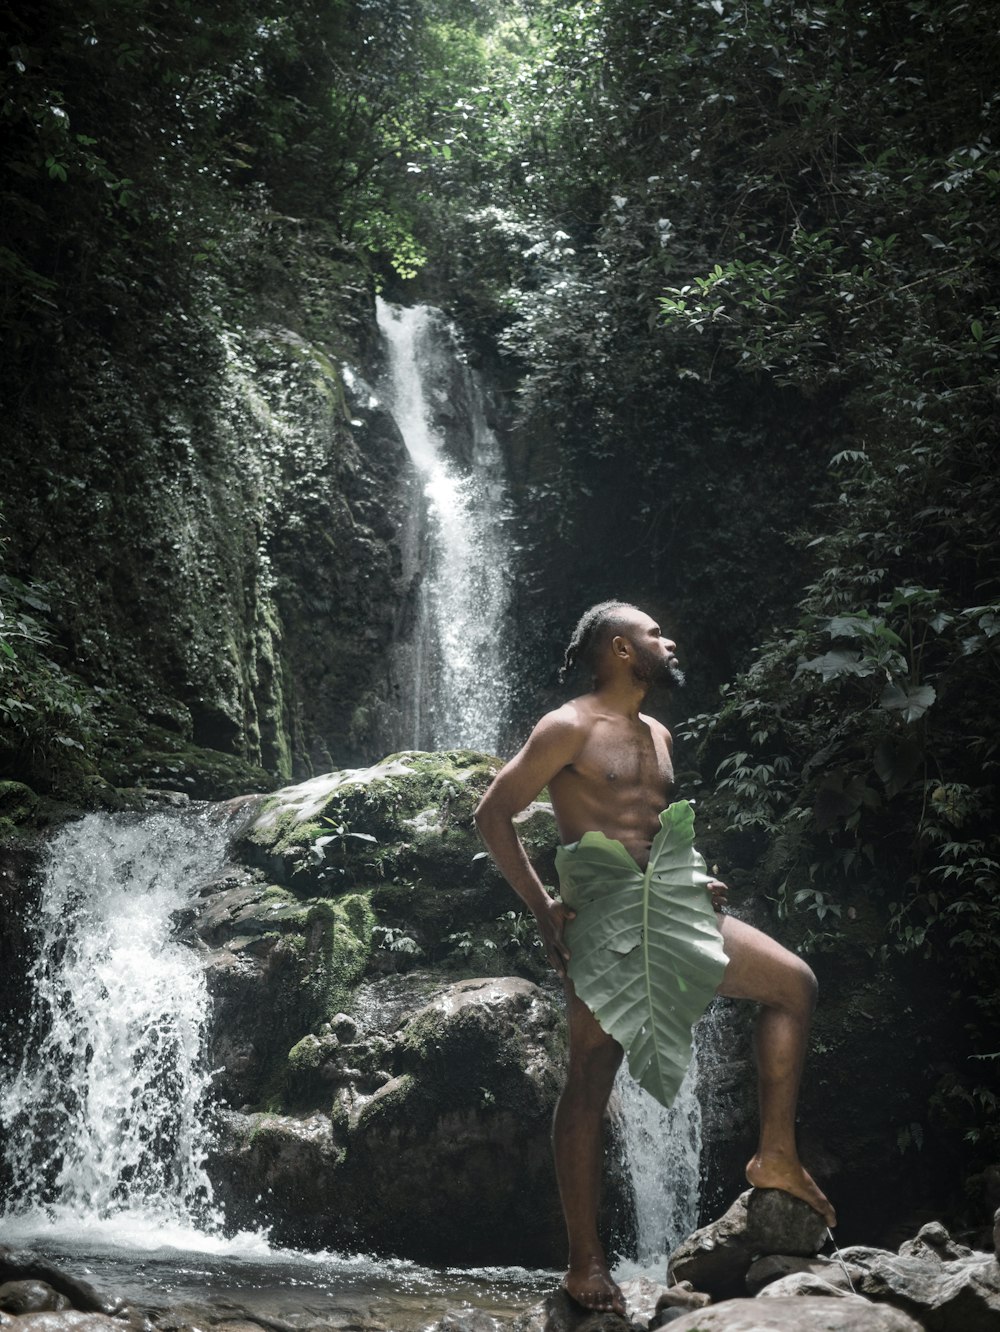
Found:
[556,801,728,1108]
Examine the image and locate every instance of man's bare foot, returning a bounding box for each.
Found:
[561,1255,627,1316]
[746,1151,837,1228]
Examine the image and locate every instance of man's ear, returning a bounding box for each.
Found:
[611,634,631,660]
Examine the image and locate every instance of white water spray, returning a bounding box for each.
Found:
[376,298,513,753]
[615,1042,705,1270]
[0,810,231,1243]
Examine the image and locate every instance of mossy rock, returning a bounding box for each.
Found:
[102,737,276,801]
[237,748,557,896]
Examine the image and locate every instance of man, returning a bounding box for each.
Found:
[474,600,835,1316]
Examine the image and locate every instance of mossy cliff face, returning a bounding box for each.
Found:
[1,268,409,800]
[197,749,630,1263]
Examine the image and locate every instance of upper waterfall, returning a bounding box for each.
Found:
[376,299,514,755]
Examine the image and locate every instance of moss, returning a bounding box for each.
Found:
[287,1033,324,1073]
[102,737,276,800]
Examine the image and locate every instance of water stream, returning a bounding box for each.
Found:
[375,298,514,754]
[0,809,551,1327]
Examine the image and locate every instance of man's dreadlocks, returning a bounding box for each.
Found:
[559,600,641,684]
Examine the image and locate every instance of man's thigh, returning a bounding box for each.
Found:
[715,913,816,1009]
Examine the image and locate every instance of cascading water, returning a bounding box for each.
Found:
[0,809,231,1246]
[376,298,513,754]
[614,1045,705,1270]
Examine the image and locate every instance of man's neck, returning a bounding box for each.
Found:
[591,676,648,720]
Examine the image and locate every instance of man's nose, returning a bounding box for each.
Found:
[664,638,677,653]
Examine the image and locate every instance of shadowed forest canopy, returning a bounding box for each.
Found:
[1,0,998,1222]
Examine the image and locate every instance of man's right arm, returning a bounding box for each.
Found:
[473,708,583,977]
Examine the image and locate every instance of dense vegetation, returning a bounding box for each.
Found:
[2,0,997,1225]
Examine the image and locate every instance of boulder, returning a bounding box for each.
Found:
[744,1187,829,1256]
[336,976,568,1264]
[0,1317,127,1331]
[658,1296,924,1331]
[506,1289,628,1331]
[745,1253,850,1295]
[668,1191,756,1295]
[0,1284,70,1315]
[430,1313,506,1332]
[0,1254,121,1319]
[837,1234,1000,1332]
[669,1187,830,1298]
[211,974,583,1264]
[654,1281,712,1314]
[758,1273,854,1298]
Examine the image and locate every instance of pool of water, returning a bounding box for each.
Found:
[0,1215,558,1330]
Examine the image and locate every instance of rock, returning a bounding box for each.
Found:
[758,1273,854,1298]
[994,1207,1000,1263]
[668,1191,756,1297]
[431,1312,505,1332]
[0,1253,122,1318]
[330,1011,358,1043]
[210,1109,343,1245]
[898,1220,973,1264]
[669,1187,830,1299]
[838,1238,1000,1332]
[618,1276,671,1326]
[1,1317,130,1331]
[744,1187,829,1256]
[337,976,570,1265]
[0,1283,71,1315]
[654,1281,712,1312]
[506,1289,628,1331]
[658,1296,925,1331]
[745,1253,848,1295]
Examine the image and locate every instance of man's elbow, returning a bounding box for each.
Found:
[473,792,493,830]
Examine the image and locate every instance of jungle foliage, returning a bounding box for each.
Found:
[1,0,998,1191]
[379,0,1000,1173]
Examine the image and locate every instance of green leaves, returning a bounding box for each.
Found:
[557,801,728,1108]
[879,681,936,724]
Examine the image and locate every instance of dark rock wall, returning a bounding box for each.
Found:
[1,267,411,795]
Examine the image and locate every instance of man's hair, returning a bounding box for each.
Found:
[559,600,642,684]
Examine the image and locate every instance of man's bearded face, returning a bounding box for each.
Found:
[633,640,686,690]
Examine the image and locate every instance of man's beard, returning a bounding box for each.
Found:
[634,647,686,690]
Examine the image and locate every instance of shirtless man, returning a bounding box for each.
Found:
[474,600,835,1316]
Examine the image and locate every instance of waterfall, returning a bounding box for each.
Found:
[376,298,513,754]
[0,809,231,1244]
[615,1040,705,1268]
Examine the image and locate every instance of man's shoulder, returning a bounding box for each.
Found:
[526,698,596,751]
[639,710,673,742]
[537,697,596,732]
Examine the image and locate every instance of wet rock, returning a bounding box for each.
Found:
[668,1191,755,1296]
[744,1187,829,1256]
[654,1280,712,1314]
[339,976,569,1265]
[0,1253,122,1318]
[618,1276,671,1326]
[659,1296,924,1331]
[330,1011,358,1043]
[838,1235,1000,1332]
[745,1253,848,1295]
[669,1187,830,1299]
[0,1284,71,1315]
[758,1272,854,1298]
[897,1219,973,1263]
[506,1288,628,1331]
[211,1109,342,1244]
[431,1311,506,1332]
[1,1316,130,1331]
